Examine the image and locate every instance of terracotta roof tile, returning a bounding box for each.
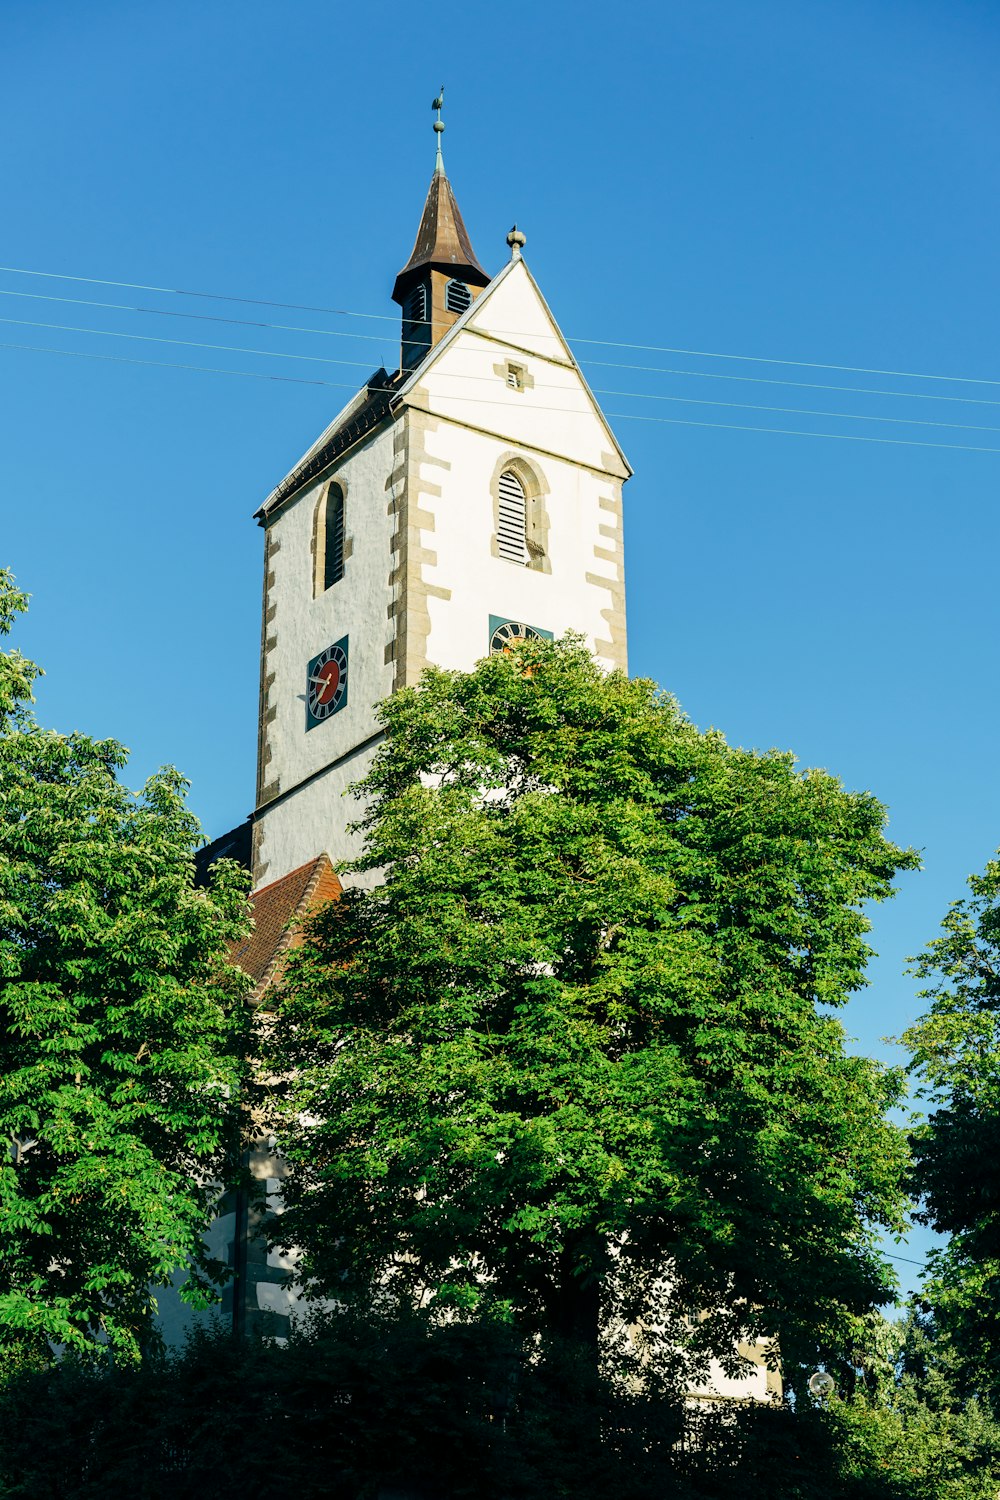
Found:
[230,853,342,1002]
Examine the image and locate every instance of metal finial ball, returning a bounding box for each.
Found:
[506,225,526,251]
[433,119,445,133]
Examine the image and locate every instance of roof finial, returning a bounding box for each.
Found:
[506,223,526,259]
[432,87,445,175]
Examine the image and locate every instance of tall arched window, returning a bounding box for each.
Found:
[323,483,345,589]
[497,470,528,564]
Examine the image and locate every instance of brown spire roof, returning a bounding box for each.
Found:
[392,168,490,305]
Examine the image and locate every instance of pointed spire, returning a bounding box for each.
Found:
[391,91,490,307]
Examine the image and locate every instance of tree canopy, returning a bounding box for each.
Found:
[905,854,1000,1403]
[0,571,251,1362]
[267,636,917,1387]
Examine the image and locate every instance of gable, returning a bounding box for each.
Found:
[400,259,631,480]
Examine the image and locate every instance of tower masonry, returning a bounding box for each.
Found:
[250,123,631,891]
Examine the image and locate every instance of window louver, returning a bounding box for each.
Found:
[446,280,472,314]
[497,470,527,564]
[324,485,345,588]
[405,284,427,323]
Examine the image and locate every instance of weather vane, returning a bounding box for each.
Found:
[432,86,445,172]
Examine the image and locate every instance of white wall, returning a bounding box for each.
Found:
[254,258,628,889]
[254,418,398,886]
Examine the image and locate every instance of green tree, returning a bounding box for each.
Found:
[815,1312,1000,1499]
[904,854,1000,1402]
[0,571,251,1362]
[267,636,917,1388]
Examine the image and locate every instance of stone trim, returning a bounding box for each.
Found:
[388,407,453,688]
[491,357,536,392]
[402,400,629,481]
[256,529,281,812]
[463,322,575,370]
[587,477,627,672]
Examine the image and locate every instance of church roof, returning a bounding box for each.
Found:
[229,853,342,1004]
[391,164,490,304]
[255,369,397,522]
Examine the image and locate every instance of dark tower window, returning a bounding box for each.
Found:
[405,283,428,324]
[323,484,345,589]
[445,279,472,314]
[401,281,432,370]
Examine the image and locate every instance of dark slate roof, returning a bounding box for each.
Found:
[255,369,397,521]
[194,817,253,886]
[392,168,490,304]
[229,853,343,1004]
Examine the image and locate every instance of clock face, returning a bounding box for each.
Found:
[488,617,553,655]
[306,637,349,729]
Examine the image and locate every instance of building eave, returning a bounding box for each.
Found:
[254,369,398,523]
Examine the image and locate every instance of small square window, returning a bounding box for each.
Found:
[506,362,525,391]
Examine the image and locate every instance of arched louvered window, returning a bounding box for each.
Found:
[404,283,427,323]
[497,470,528,564]
[323,484,345,589]
[445,279,472,314]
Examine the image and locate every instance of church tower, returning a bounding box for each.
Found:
[251,99,631,891]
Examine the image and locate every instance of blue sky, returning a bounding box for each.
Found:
[3,0,998,1289]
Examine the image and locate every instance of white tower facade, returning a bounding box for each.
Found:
[251,156,630,891]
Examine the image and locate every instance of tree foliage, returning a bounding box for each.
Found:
[904,854,1000,1402]
[817,1312,1000,1500]
[0,571,251,1361]
[267,637,917,1387]
[2,1310,997,1500]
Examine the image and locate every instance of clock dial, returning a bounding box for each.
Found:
[306,637,349,728]
[489,618,551,655]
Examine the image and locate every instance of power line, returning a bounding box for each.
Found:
[0,313,383,369]
[3,311,998,437]
[582,358,1000,410]
[608,409,1000,454]
[0,340,342,387]
[0,284,394,347]
[4,338,999,455]
[0,262,402,325]
[591,387,1000,436]
[1,260,998,391]
[3,280,1000,411]
[573,337,1000,388]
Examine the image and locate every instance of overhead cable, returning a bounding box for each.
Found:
[1,261,997,390]
[2,282,999,408]
[3,339,999,455]
[3,312,998,436]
